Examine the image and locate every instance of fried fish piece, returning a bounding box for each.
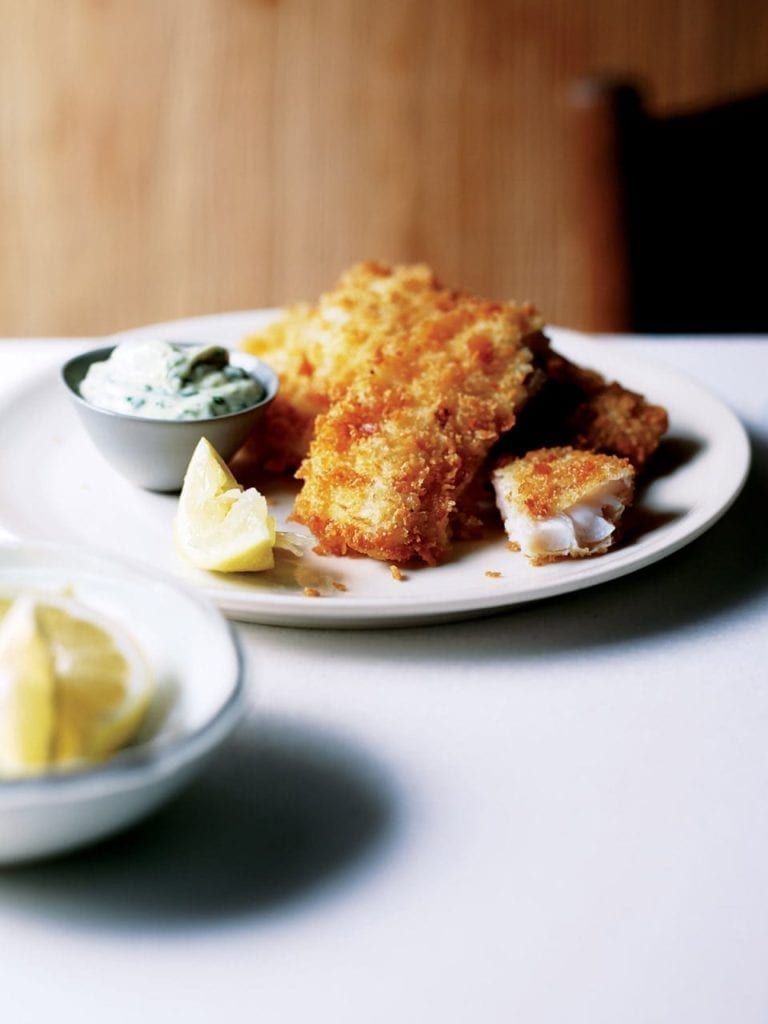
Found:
[291,299,543,565]
[510,348,668,470]
[492,446,635,564]
[242,261,460,471]
[567,380,669,470]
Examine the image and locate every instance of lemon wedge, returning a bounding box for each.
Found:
[0,593,154,777]
[174,437,279,572]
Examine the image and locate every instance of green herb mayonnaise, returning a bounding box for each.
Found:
[79,340,264,420]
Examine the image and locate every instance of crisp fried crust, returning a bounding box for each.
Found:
[516,350,669,469]
[493,446,635,564]
[242,261,462,471]
[567,382,669,469]
[496,446,634,519]
[240,260,667,568]
[548,350,667,466]
[291,299,542,565]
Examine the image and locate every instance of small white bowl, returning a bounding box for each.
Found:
[61,343,279,492]
[0,543,247,866]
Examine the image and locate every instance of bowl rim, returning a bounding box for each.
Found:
[60,341,279,425]
[0,540,248,803]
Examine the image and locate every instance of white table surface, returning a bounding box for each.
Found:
[0,335,766,1024]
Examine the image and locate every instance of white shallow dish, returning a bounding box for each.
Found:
[0,313,751,629]
[0,543,246,865]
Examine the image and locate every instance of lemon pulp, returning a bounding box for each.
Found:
[0,593,153,777]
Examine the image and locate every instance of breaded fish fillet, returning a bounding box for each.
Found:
[511,346,668,470]
[291,299,543,565]
[492,446,635,564]
[567,381,669,470]
[243,261,461,471]
[241,260,666,568]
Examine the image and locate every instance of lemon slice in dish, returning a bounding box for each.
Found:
[40,598,153,764]
[0,593,154,776]
[0,596,56,776]
[174,437,279,572]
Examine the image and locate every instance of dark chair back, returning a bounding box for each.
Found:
[567,79,768,333]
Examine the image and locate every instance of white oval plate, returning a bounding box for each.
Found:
[0,313,750,628]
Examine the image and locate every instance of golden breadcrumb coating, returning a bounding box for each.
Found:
[497,446,634,519]
[567,382,669,470]
[240,260,667,569]
[512,349,668,470]
[291,298,542,565]
[242,261,462,471]
[492,446,635,564]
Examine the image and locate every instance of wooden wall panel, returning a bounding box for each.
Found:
[0,0,766,335]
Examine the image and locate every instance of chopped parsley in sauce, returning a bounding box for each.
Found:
[79,340,265,420]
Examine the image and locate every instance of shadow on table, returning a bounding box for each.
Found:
[270,430,768,660]
[0,713,399,933]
